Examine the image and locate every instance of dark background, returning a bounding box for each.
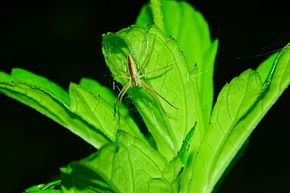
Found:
[0,0,289,192]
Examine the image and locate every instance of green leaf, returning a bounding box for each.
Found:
[11,69,70,107]
[178,124,195,164]
[184,69,264,193]
[62,131,173,193]
[61,163,114,193]
[147,178,175,193]
[182,43,290,193]
[0,69,109,148]
[79,78,149,142]
[160,127,197,191]
[79,78,116,106]
[24,180,62,193]
[161,157,183,192]
[137,1,218,126]
[69,83,145,142]
[256,52,279,84]
[102,25,197,160]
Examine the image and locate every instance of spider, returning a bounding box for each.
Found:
[115,53,176,113]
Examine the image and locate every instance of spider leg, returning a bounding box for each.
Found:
[140,82,171,118]
[117,82,131,103]
[140,81,177,109]
[138,32,156,72]
[104,50,128,75]
[140,81,177,118]
[114,82,131,124]
[112,73,130,80]
[140,64,173,78]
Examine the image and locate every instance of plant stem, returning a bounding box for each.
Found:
[150,0,166,32]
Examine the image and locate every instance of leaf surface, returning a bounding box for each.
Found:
[69,83,145,142]
[24,180,62,193]
[137,0,218,127]
[102,25,197,160]
[0,69,109,148]
[62,131,176,193]
[61,163,115,193]
[182,44,290,193]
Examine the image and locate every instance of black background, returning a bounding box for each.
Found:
[0,0,289,193]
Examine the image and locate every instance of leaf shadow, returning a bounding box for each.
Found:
[61,162,115,193]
